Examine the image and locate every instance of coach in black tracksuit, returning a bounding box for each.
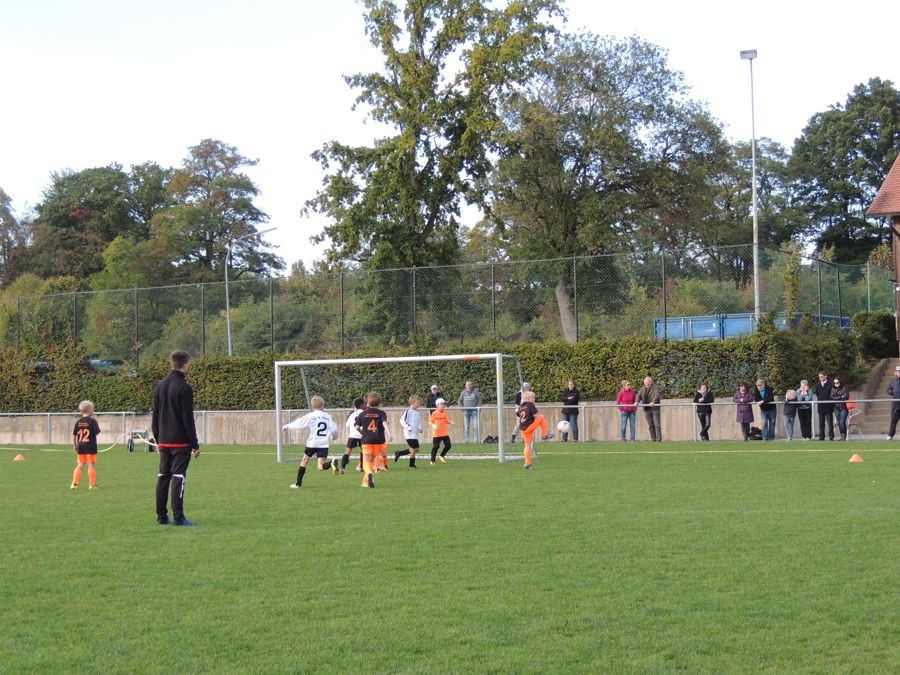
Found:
[152,349,201,526]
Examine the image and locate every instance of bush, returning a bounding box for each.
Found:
[852,310,896,360]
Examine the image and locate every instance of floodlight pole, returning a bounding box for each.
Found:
[225,226,276,356]
[741,49,761,326]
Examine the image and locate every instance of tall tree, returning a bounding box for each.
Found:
[0,188,29,288]
[490,33,729,341]
[789,77,900,263]
[305,0,561,339]
[152,139,283,283]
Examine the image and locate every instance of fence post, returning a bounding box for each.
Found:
[200,284,206,356]
[339,269,345,354]
[411,267,417,338]
[491,262,496,340]
[72,293,77,345]
[134,287,139,370]
[662,249,668,342]
[836,263,843,325]
[866,261,871,312]
[817,263,823,322]
[573,254,579,342]
[270,278,275,352]
[16,297,20,348]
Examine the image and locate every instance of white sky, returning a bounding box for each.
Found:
[2,0,898,270]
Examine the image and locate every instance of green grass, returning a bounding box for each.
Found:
[1,441,898,673]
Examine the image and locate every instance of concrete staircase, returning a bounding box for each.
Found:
[853,357,899,436]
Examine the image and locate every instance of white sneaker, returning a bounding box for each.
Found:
[289,483,300,489]
[886,436,893,441]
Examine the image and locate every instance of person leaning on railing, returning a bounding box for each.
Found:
[830,376,850,441]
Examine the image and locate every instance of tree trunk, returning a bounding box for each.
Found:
[555,276,577,344]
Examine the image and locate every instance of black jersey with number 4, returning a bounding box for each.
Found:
[358,407,388,444]
[73,416,101,454]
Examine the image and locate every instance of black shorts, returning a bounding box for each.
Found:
[346,438,361,449]
[304,446,329,459]
[405,438,420,449]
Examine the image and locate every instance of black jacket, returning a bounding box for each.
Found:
[560,388,580,415]
[753,386,776,412]
[152,370,199,448]
[814,379,834,412]
[693,390,714,414]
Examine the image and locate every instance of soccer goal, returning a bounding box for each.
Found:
[274,353,522,463]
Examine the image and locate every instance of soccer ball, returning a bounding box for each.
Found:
[557,420,570,434]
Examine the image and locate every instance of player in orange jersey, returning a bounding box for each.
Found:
[518,391,553,469]
[428,398,452,464]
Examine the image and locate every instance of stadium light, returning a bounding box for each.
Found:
[225,226,276,356]
[740,49,761,326]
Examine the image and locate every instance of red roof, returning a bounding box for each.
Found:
[868,154,900,217]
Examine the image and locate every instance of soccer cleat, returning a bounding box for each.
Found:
[430,461,435,465]
[89,485,97,490]
[542,433,554,441]
[394,451,400,463]
[289,483,301,489]
[887,435,893,440]
[173,518,197,527]
[332,461,339,476]
[157,516,170,525]
[524,464,532,470]
[367,473,375,489]
[438,455,447,464]
[409,464,417,469]
[70,483,78,490]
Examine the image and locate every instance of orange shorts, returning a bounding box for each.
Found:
[77,454,97,464]
[361,443,387,456]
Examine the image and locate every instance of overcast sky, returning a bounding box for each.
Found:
[2,0,898,270]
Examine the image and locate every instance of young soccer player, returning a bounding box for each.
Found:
[518,390,553,469]
[358,392,391,488]
[71,400,101,490]
[340,397,365,474]
[429,397,452,464]
[283,396,339,488]
[395,395,423,468]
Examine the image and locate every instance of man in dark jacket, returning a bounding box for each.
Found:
[886,365,900,440]
[814,371,834,441]
[753,378,777,441]
[152,349,201,526]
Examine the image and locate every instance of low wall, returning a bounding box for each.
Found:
[0,399,844,446]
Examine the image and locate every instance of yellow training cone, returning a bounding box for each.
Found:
[13,454,25,461]
[848,453,864,463]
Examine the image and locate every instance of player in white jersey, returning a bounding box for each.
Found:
[339,397,365,473]
[283,395,339,488]
[394,395,423,468]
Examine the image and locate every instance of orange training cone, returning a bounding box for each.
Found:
[13,454,25,461]
[848,453,864,463]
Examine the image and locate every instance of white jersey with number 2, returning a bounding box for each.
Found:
[283,411,338,449]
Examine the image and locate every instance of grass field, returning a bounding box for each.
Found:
[1,440,898,673]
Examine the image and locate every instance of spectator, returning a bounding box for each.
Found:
[616,380,637,442]
[814,371,835,441]
[457,380,482,443]
[782,389,798,441]
[693,383,714,441]
[753,378,777,441]
[830,376,850,441]
[733,382,754,441]
[635,376,661,442]
[425,384,442,413]
[795,380,814,440]
[886,366,900,440]
[559,380,580,442]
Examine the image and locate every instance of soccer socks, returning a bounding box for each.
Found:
[409,455,416,467]
[524,445,533,466]
[72,466,82,487]
[88,466,96,487]
[341,453,350,469]
[396,449,410,462]
[296,465,307,486]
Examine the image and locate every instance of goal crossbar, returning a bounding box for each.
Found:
[274,353,513,463]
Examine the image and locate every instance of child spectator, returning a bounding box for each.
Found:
[616,380,637,442]
[783,389,798,441]
[395,395,423,468]
[71,400,101,490]
[284,395,340,488]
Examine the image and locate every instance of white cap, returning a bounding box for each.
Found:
[435,398,446,405]
[431,384,439,390]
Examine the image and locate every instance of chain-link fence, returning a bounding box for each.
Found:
[3,245,893,364]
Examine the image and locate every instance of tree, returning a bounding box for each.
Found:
[789,77,900,264]
[489,33,729,341]
[305,0,561,339]
[0,188,29,288]
[151,139,283,283]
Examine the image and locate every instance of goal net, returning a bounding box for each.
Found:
[274,354,523,463]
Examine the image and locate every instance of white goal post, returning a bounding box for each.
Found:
[274,353,518,463]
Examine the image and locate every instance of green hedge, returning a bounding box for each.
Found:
[0,324,860,412]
